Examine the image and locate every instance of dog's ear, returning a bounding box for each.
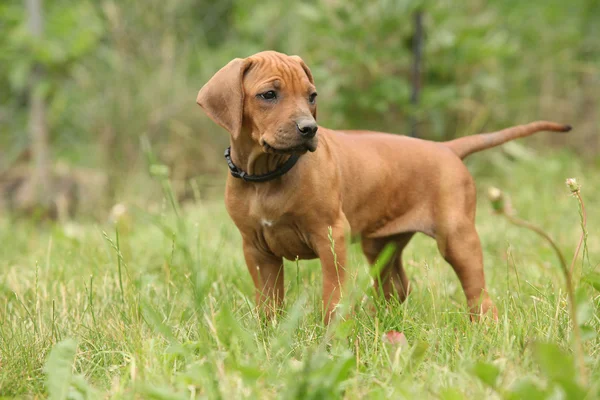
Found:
[197,58,251,139]
[290,55,314,84]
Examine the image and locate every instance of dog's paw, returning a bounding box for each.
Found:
[469,299,498,322]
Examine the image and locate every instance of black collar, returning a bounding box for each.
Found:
[224,147,300,183]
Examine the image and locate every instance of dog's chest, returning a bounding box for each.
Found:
[238,192,316,260]
[246,192,285,226]
[260,218,275,227]
[262,223,315,260]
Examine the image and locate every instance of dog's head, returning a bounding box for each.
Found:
[197,51,318,154]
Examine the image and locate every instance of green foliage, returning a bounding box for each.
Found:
[2,0,599,190]
[6,1,102,90]
[294,0,518,137]
[471,343,589,399]
[282,350,355,399]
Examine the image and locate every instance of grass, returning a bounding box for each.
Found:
[1,149,599,399]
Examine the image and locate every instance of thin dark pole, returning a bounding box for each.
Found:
[410,10,423,138]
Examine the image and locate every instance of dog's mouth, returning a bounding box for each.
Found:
[262,139,317,155]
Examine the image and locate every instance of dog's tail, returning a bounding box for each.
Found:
[444,121,572,160]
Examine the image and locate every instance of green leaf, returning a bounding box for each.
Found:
[532,342,575,382]
[334,318,356,340]
[439,387,467,400]
[370,243,396,279]
[137,384,187,400]
[407,341,429,372]
[554,378,588,400]
[70,374,96,399]
[575,293,593,325]
[216,303,256,351]
[236,363,263,381]
[327,352,355,387]
[273,295,308,352]
[583,272,600,292]
[506,379,547,400]
[471,361,500,388]
[580,325,597,341]
[44,338,78,400]
[141,300,178,344]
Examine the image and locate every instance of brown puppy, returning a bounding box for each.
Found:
[197,51,570,323]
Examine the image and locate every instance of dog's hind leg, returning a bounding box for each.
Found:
[435,218,498,320]
[362,232,415,302]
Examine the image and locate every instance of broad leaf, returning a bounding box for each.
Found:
[506,379,547,400]
[439,387,467,400]
[44,338,78,400]
[583,272,600,292]
[471,361,500,388]
[532,342,575,382]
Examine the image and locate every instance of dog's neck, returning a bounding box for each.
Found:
[229,138,292,177]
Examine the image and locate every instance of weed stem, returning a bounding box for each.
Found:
[569,191,587,276]
[489,188,587,385]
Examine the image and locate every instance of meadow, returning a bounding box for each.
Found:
[1,149,599,399]
[2,0,600,397]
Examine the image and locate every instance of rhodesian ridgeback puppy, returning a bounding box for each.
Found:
[197,50,571,323]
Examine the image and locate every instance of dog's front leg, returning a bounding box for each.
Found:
[313,220,348,324]
[242,240,284,318]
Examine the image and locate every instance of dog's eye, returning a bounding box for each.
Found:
[309,92,317,104]
[258,90,277,100]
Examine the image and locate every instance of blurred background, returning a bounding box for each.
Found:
[1,0,598,220]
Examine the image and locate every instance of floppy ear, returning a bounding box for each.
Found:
[196,58,251,139]
[290,55,314,84]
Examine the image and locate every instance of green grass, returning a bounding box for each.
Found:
[1,150,599,399]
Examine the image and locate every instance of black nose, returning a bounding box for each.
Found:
[296,118,318,139]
